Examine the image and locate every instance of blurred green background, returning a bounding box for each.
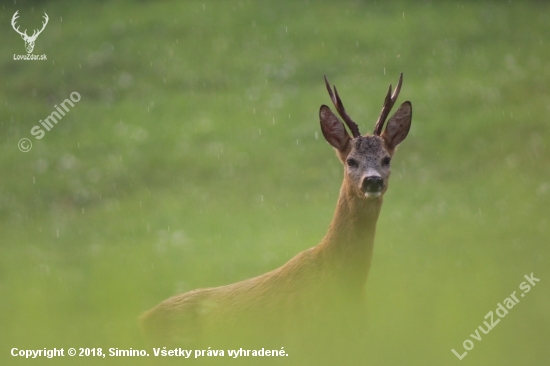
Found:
[1,0,549,365]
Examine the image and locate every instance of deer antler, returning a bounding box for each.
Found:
[324,75,361,138]
[31,13,49,39]
[11,11,27,38]
[373,73,403,136]
[11,11,48,40]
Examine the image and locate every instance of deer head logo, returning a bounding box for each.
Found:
[11,11,49,54]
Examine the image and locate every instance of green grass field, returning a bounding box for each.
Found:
[1,1,549,365]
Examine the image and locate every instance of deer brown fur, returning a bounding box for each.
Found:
[141,74,412,362]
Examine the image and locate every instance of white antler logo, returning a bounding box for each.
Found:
[11,11,49,54]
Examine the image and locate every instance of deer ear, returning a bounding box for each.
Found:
[320,105,350,152]
[382,101,412,149]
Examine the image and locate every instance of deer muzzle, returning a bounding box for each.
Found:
[361,176,384,198]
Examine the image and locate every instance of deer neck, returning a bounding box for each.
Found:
[318,180,383,291]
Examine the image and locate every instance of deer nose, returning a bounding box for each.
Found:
[362,176,384,194]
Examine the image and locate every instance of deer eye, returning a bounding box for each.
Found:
[346,158,358,168]
[382,157,391,167]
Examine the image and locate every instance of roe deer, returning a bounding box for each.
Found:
[141,74,412,361]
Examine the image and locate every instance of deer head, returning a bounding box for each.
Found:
[11,11,49,54]
[320,74,412,199]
